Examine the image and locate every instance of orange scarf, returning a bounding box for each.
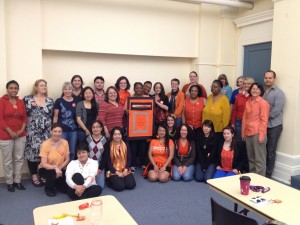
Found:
[110,140,127,172]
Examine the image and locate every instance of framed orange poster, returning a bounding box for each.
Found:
[127,97,154,139]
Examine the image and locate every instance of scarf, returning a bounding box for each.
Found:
[169,89,179,114]
[110,140,127,172]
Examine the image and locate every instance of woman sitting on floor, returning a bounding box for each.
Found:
[86,120,108,189]
[143,125,174,183]
[213,126,242,178]
[105,127,136,191]
[172,124,196,182]
[194,119,218,182]
[66,142,102,200]
[38,123,70,197]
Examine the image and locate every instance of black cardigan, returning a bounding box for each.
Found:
[196,133,218,170]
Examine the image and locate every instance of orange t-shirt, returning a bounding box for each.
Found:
[119,90,131,107]
[150,139,174,166]
[39,139,69,168]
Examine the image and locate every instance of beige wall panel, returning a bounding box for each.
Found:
[0,0,7,90]
[4,0,43,97]
[41,0,198,57]
[42,50,192,99]
[271,0,300,156]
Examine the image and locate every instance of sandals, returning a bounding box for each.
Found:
[32,178,43,187]
[40,177,46,185]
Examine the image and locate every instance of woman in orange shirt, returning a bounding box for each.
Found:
[242,83,270,176]
[143,125,174,183]
[172,124,196,182]
[115,76,131,107]
[182,85,205,132]
[213,126,241,178]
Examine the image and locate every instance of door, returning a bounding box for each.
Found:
[243,42,272,85]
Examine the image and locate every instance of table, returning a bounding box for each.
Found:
[207,173,300,225]
[33,195,138,225]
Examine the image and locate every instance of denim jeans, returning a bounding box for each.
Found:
[62,131,77,161]
[175,117,182,128]
[213,169,236,178]
[172,164,195,181]
[95,169,105,189]
[194,163,216,182]
[77,130,87,144]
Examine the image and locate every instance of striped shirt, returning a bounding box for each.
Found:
[98,101,125,133]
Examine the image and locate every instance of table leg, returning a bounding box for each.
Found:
[234,203,238,212]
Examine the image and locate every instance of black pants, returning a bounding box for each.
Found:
[27,161,39,175]
[107,173,136,192]
[39,168,68,193]
[67,173,102,200]
[266,125,283,178]
[129,140,148,167]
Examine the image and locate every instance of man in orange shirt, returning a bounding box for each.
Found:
[167,78,185,127]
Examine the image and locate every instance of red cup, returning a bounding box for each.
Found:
[240,176,251,195]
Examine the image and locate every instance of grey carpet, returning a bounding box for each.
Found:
[0,169,265,225]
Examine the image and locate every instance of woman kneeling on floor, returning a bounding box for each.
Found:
[143,125,174,183]
[39,123,70,197]
[66,142,102,200]
[106,127,136,191]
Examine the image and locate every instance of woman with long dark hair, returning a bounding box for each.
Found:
[71,75,84,101]
[153,82,169,128]
[105,127,136,191]
[76,86,98,143]
[213,126,242,178]
[194,120,217,182]
[172,124,196,182]
[143,125,174,183]
[115,76,131,107]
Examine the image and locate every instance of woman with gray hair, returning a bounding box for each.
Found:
[53,82,79,160]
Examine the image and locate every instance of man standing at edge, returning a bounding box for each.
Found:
[94,76,105,105]
[263,70,285,178]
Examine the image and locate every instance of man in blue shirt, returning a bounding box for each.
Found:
[263,70,285,178]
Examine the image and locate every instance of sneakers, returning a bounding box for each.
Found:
[130,167,136,173]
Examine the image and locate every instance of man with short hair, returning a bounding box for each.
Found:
[94,76,105,105]
[167,78,184,127]
[263,70,285,178]
[143,81,152,97]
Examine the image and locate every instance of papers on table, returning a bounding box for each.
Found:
[48,216,75,225]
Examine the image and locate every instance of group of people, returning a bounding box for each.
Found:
[0,69,284,199]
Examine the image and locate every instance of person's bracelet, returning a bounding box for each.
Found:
[84,128,88,132]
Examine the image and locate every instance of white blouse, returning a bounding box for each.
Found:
[66,158,98,189]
